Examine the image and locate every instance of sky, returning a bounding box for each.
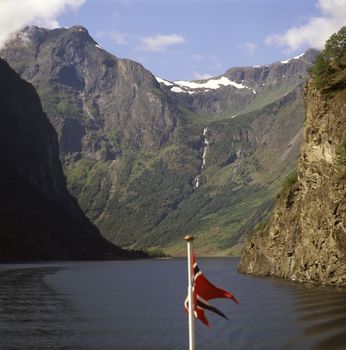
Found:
[0,0,345,81]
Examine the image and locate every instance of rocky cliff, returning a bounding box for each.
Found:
[238,37,346,284]
[0,58,143,260]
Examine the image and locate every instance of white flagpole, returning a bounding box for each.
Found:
[185,235,195,350]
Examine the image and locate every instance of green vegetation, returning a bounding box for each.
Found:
[107,129,123,150]
[336,140,346,166]
[309,26,346,89]
[145,247,171,258]
[79,161,111,219]
[96,143,199,248]
[247,219,269,239]
[236,80,300,116]
[65,159,93,195]
[66,160,112,220]
[277,169,298,199]
[39,86,83,118]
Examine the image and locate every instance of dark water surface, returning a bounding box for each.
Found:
[1,259,346,350]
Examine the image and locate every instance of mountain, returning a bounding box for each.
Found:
[157,49,317,118]
[238,28,346,285]
[0,25,317,255]
[0,57,144,260]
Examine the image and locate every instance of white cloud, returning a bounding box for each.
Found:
[136,34,186,52]
[0,0,85,48]
[193,72,213,80]
[266,0,346,50]
[95,30,130,46]
[110,32,128,46]
[239,41,258,56]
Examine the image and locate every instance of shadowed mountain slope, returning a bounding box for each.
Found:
[0,58,144,260]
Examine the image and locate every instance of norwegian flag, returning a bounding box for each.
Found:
[184,252,239,327]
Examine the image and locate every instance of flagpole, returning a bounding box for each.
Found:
[185,235,195,350]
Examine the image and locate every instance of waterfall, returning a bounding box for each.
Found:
[193,127,209,189]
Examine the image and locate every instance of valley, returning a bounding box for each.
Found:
[0,25,318,255]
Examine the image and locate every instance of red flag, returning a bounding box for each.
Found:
[184,252,239,327]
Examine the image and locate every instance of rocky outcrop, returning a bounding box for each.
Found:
[0,58,145,260]
[238,62,346,285]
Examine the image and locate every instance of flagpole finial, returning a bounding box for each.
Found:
[184,235,194,242]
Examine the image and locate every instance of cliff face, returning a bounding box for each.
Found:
[238,56,346,285]
[0,58,142,260]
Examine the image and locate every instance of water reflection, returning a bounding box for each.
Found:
[293,284,346,350]
[0,267,72,350]
[1,261,346,349]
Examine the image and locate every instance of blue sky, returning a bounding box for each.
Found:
[57,0,320,80]
[1,0,345,81]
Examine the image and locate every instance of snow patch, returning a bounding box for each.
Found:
[293,53,305,60]
[155,77,174,86]
[171,86,184,93]
[159,75,254,95]
[175,76,248,90]
[281,52,305,64]
[95,44,102,49]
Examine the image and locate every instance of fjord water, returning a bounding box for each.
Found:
[1,259,346,350]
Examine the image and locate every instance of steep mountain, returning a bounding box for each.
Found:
[0,25,317,255]
[238,28,346,285]
[0,58,142,260]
